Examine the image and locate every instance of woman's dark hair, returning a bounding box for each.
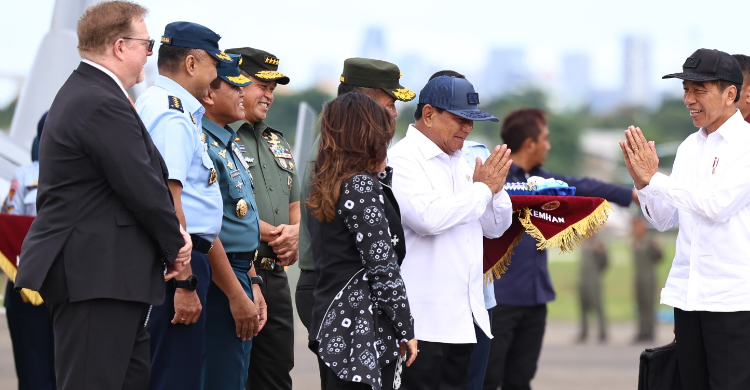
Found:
[307,92,396,222]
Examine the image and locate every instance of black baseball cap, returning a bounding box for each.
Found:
[418,76,498,122]
[663,48,744,85]
[161,22,232,63]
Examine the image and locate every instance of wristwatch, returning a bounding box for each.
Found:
[250,275,263,286]
[174,275,198,291]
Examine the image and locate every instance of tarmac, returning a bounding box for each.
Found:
[0,309,673,389]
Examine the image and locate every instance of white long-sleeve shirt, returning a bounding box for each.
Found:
[637,110,750,312]
[388,125,513,343]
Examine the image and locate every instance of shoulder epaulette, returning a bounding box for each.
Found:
[168,96,183,113]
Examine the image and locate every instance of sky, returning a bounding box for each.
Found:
[1,0,750,106]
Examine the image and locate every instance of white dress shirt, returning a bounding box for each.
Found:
[637,110,750,312]
[388,125,513,343]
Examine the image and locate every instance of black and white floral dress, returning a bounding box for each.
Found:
[308,170,414,390]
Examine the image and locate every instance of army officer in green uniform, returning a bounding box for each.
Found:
[199,54,263,390]
[226,47,297,390]
[296,57,415,390]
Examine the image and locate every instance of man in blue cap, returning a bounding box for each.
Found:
[136,22,257,390]
[388,75,514,389]
[2,112,56,390]
[198,54,262,390]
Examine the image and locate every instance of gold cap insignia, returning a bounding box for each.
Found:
[236,199,248,218]
[238,57,243,65]
[216,51,231,61]
[255,70,286,80]
[264,56,280,66]
[340,76,345,82]
[392,87,416,101]
[208,168,217,186]
[226,74,251,84]
[161,36,171,44]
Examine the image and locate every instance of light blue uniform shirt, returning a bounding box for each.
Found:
[136,75,222,240]
[461,141,497,310]
[2,161,39,216]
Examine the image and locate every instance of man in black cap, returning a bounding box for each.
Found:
[16,2,191,389]
[621,48,750,390]
[224,47,296,390]
[731,54,750,123]
[389,75,513,390]
[296,57,415,390]
[137,21,258,390]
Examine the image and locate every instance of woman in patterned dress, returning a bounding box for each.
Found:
[307,92,418,390]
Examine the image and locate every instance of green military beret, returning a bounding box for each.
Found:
[225,47,290,85]
[340,57,416,102]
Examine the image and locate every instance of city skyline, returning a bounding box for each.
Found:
[2,0,748,109]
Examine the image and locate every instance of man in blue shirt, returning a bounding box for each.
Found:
[482,108,636,390]
[136,22,256,390]
[199,54,262,390]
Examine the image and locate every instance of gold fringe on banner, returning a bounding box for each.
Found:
[519,200,614,253]
[484,230,524,285]
[0,251,44,306]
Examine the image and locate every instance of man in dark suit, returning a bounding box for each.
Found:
[15,2,192,390]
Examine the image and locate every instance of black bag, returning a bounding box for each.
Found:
[638,341,682,390]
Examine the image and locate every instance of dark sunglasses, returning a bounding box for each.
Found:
[122,37,155,52]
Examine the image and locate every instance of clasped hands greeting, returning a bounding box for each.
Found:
[473,144,513,193]
[619,126,660,190]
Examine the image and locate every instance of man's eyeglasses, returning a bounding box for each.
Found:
[122,37,155,52]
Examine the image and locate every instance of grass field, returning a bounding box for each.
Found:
[546,231,677,322]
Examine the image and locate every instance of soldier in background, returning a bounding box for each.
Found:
[1,112,56,390]
[631,216,662,343]
[576,236,609,343]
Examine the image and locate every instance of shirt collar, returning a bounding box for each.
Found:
[405,124,455,161]
[202,117,236,146]
[713,110,747,143]
[153,75,204,116]
[81,59,128,98]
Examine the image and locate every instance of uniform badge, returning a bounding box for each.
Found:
[236,181,244,189]
[168,96,183,112]
[230,169,241,179]
[227,161,234,170]
[288,175,292,191]
[289,162,294,170]
[211,141,219,147]
[279,158,287,168]
[236,199,248,218]
[201,132,206,143]
[238,144,246,153]
[189,112,196,124]
[245,157,254,164]
[208,168,217,186]
[270,145,293,159]
[218,150,227,159]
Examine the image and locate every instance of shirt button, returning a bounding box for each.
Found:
[275,208,279,214]
[263,164,267,169]
[269,186,274,191]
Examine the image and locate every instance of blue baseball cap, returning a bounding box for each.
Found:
[217,54,252,87]
[418,76,498,122]
[161,22,232,63]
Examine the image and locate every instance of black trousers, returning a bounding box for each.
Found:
[40,254,151,390]
[674,308,750,390]
[400,341,474,390]
[5,281,56,390]
[296,270,337,390]
[246,265,294,390]
[483,304,547,390]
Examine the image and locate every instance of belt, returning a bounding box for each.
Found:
[255,257,278,270]
[190,234,213,255]
[227,251,257,261]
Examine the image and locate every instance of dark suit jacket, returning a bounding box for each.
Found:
[16,62,184,305]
